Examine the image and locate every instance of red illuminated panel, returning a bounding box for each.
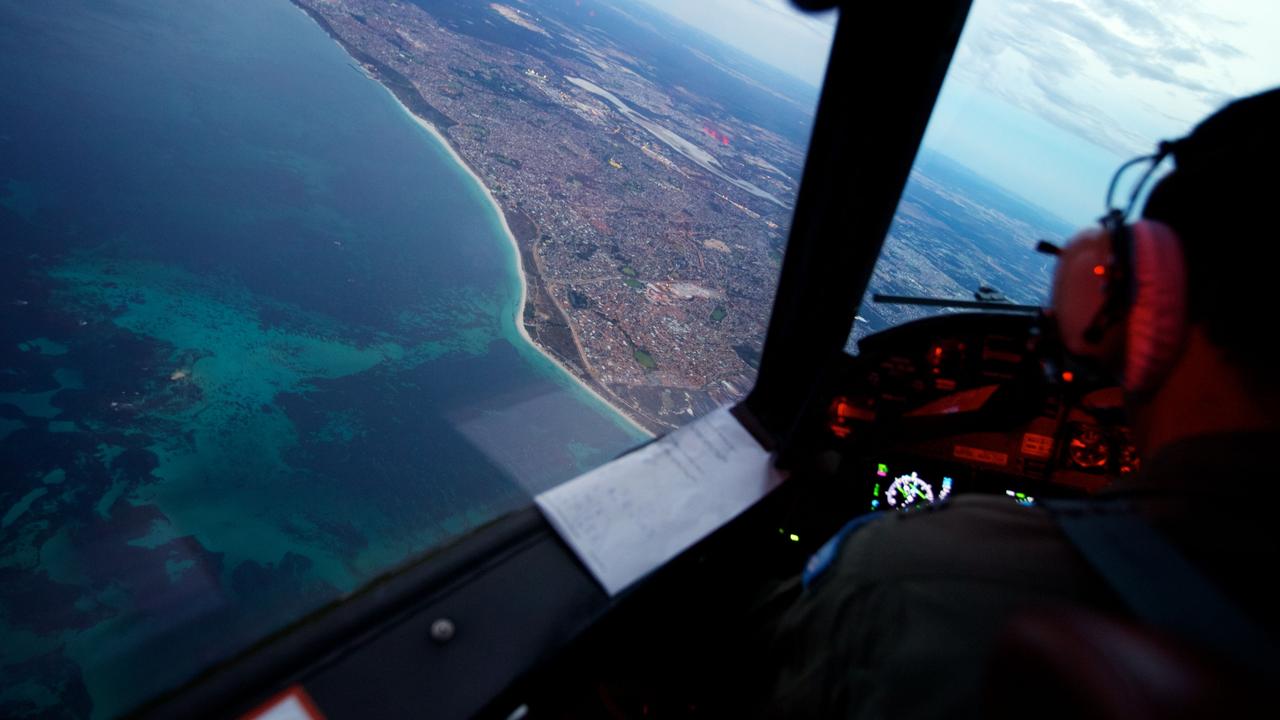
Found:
[953,445,1009,466]
[1020,432,1055,459]
[828,396,874,438]
[903,384,999,417]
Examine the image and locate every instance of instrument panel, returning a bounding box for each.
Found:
[867,459,1033,513]
[805,313,1136,512]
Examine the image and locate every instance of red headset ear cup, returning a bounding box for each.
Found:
[1125,220,1188,395]
[1052,228,1112,358]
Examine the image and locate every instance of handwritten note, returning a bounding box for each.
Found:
[536,406,783,595]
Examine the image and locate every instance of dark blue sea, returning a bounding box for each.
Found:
[0,0,646,715]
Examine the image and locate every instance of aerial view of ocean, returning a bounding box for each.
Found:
[0,0,646,715]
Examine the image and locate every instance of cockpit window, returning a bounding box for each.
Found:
[0,0,833,715]
[848,0,1280,349]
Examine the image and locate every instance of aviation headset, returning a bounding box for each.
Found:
[1053,87,1280,398]
[1052,140,1190,397]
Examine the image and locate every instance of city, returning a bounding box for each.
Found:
[292,0,819,432]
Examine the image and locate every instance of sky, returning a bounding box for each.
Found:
[632,0,1279,225]
[633,0,837,85]
[924,0,1280,223]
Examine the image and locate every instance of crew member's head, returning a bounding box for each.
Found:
[1051,87,1280,452]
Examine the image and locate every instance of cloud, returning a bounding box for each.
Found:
[949,0,1254,156]
[1093,0,1162,34]
[1038,1,1221,95]
[1205,40,1245,60]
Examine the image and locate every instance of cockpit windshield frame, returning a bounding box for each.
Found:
[745,2,973,442]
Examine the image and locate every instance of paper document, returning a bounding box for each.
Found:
[536,406,783,595]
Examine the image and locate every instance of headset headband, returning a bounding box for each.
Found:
[1080,139,1184,345]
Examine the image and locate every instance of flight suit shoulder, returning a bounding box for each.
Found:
[824,495,1093,597]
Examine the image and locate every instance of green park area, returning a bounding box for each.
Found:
[633,348,656,370]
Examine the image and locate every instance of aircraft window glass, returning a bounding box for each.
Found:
[848,0,1280,350]
[0,0,834,715]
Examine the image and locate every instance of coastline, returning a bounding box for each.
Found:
[287,0,655,438]
[392,93,655,438]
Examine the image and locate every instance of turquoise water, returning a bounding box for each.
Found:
[0,0,647,716]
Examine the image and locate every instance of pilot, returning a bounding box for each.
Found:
[763,87,1280,718]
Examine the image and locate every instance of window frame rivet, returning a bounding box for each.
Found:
[430,618,455,643]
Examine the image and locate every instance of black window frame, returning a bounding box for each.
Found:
[136,2,973,717]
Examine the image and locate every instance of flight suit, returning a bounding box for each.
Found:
[764,433,1280,719]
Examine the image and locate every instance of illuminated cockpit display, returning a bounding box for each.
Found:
[871,461,1038,512]
[871,463,954,512]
